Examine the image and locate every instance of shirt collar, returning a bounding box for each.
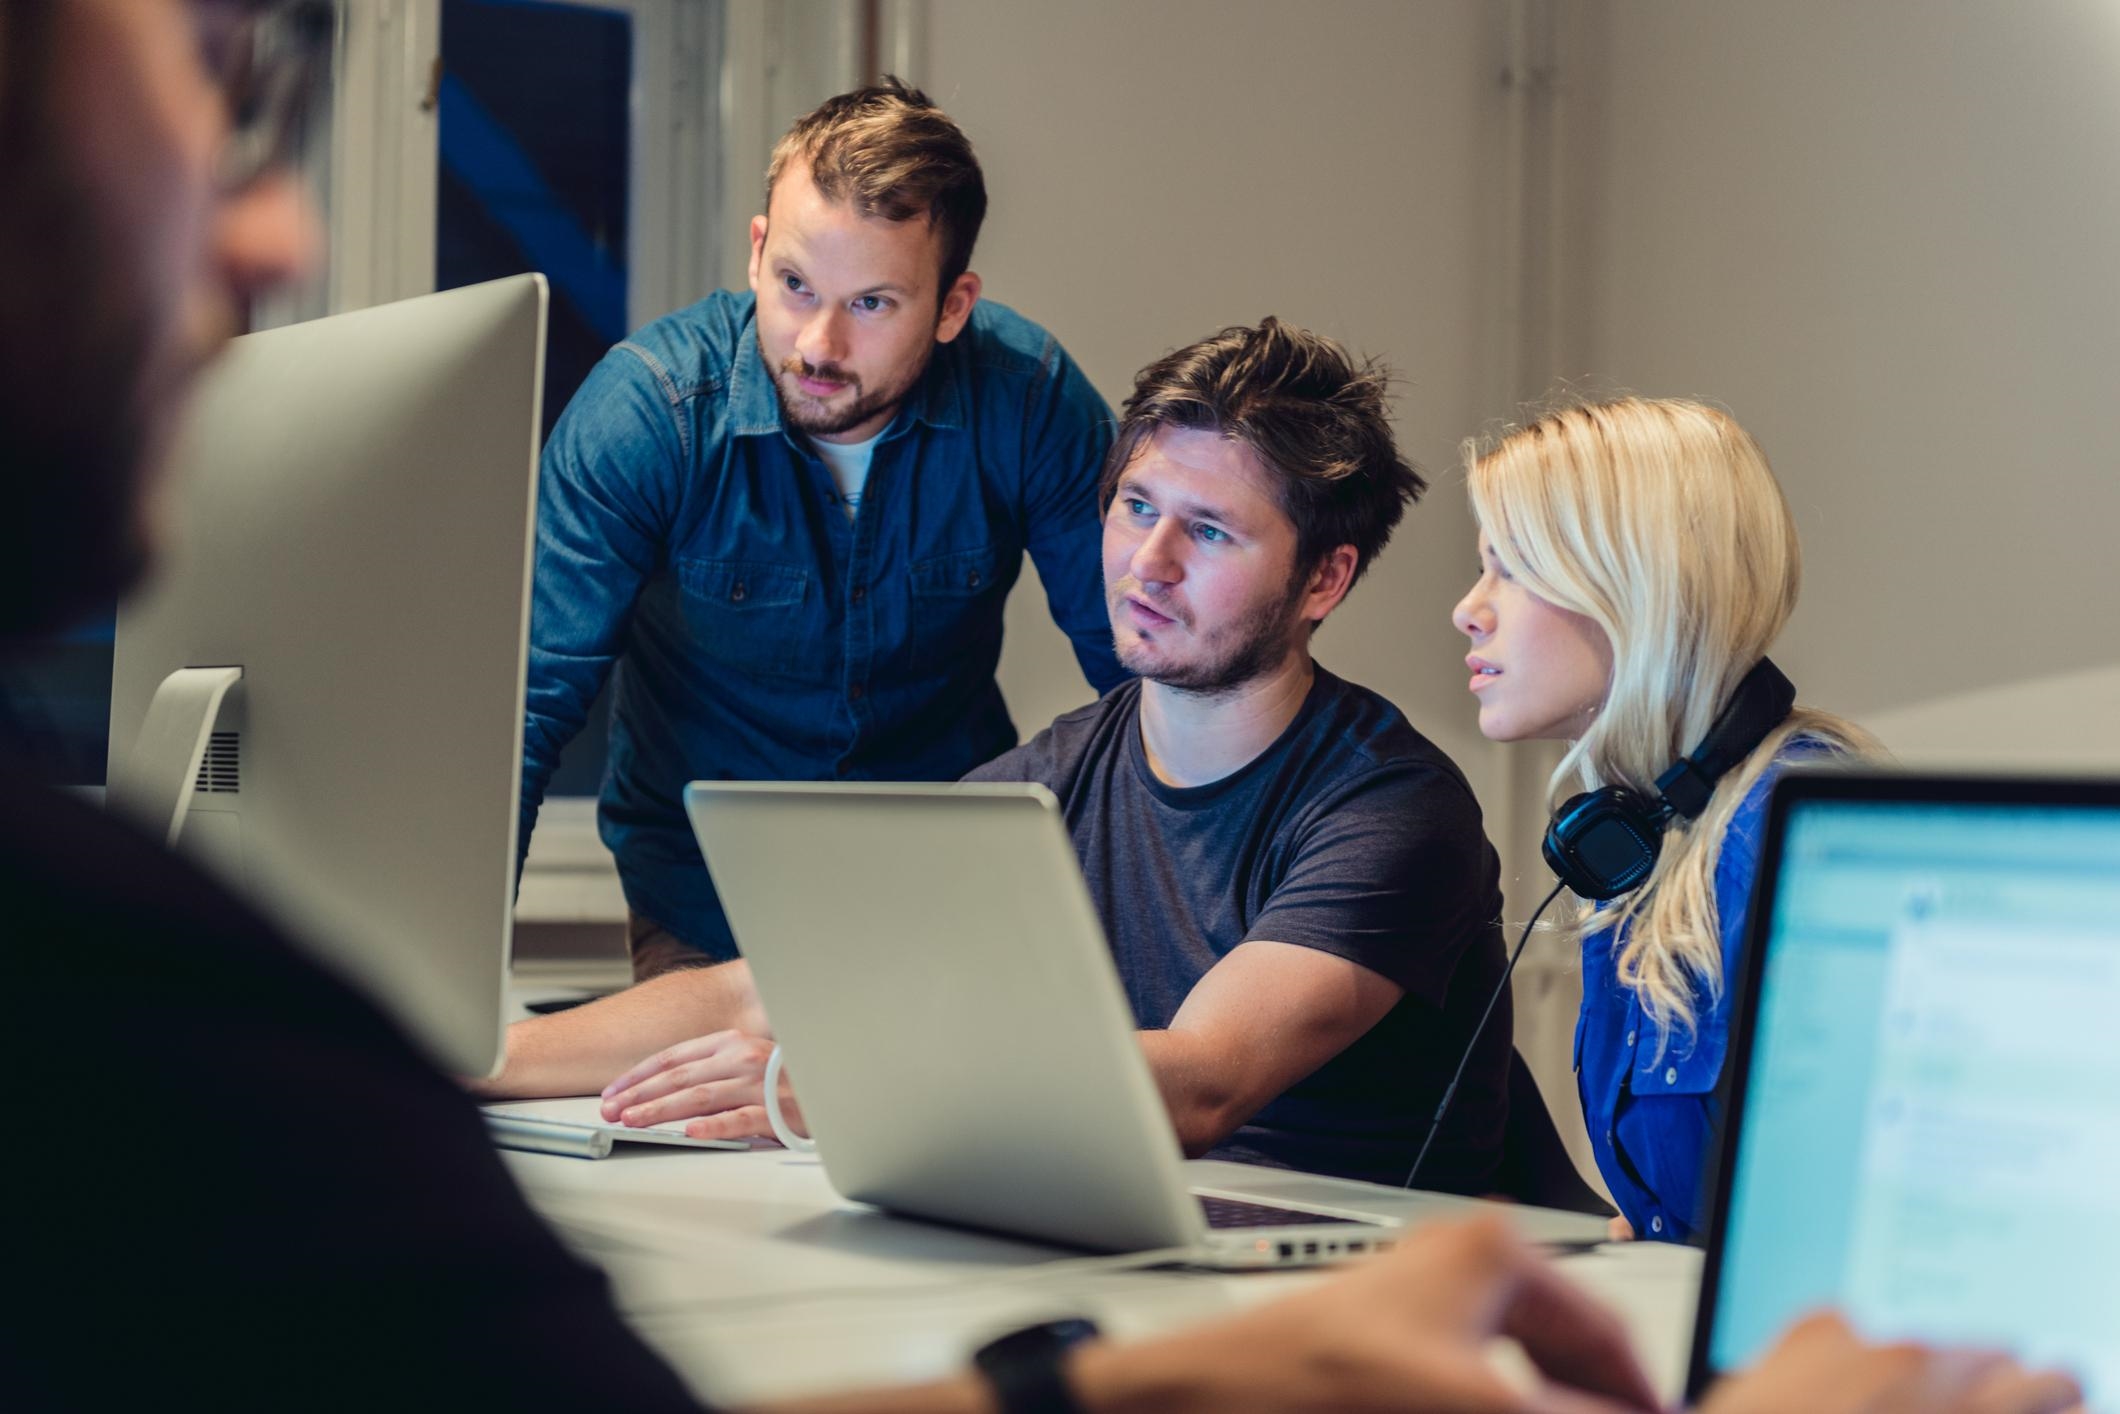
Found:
[727,302,969,440]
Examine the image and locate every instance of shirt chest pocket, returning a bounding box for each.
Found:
[675,558,814,680]
[1611,1017,1729,1225]
[906,544,1006,673]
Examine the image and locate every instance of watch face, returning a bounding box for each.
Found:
[980,1317,1101,1362]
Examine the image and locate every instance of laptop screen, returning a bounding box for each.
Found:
[1701,788,2120,1403]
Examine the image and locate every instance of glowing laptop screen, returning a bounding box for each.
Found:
[1708,793,2120,1404]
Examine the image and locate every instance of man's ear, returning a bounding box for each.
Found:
[934,271,982,344]
[1301,544,1361,627]
[746,215,768,294]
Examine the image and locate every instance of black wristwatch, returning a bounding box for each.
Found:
[972,1317,1101,1414]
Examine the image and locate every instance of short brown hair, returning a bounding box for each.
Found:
[765,77,987,295]
[1100,318,1426,584]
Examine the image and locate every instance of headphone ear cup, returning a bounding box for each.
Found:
[1545,788,1666,901]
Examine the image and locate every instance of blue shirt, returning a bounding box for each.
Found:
[1575,747,1821,1243]
[520,293,1128,956]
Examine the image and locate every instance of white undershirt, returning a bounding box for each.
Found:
[809,429,883,521]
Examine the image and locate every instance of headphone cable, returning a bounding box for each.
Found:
[1401,878,1569,1191]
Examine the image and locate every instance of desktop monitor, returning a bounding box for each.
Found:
[107,275,547,1078]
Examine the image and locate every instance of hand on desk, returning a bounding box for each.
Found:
[1065,1213,1660,1414]
[761,1215,2076,1414]
[1698,1312,2082,1414]
[599,1029,809,1144]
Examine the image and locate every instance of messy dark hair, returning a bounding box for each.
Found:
[1100,317,1425,584]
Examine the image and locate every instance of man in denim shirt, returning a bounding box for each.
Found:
[522,81,1127,978]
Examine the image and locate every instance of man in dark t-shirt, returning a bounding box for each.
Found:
[956,320,1508,1189]
[594,318,1512,1191]
[965,665,1507,1188]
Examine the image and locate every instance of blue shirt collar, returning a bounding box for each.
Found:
[728,305,968,441]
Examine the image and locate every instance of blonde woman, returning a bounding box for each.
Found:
[1452,397,1874,1243]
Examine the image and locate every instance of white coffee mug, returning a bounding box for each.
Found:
[762,1043,815,1153]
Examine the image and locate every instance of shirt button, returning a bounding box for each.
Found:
[730,581,747,602]
[848,683,865,702]
[965,568,982,589]
[1625,1030,1636,1047]
[1664,1066,1678,1085]
[1650,1215,1663,1235]
[851,586,865,605]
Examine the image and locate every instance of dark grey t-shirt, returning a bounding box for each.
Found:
[966,667,1510,1190]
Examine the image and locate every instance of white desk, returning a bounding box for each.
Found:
[503,1143,1704,1407]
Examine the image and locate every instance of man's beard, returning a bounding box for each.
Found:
[768,339,931,439]
[1116,575,1311,698]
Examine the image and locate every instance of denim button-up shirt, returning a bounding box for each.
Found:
[1575,748,1819,1243]
[520,292,1128,956]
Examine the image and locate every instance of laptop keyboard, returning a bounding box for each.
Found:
[1197,1195,1364,1230]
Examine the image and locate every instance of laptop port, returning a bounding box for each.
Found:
[1302,1241,1319,1256]
[1276,1242,1294,1260]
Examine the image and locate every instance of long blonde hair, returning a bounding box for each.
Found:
[1465,397,1876,1047]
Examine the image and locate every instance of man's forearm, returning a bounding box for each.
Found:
[1135,1029,1250,1157]
[473,960,767,1097]
[746,1330,1251,1414]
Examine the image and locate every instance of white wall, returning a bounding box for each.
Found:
[1562,0,2120,758]
[920,0,1517,813]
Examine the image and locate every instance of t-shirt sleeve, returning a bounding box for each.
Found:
[960,705,1092,787]
[961,737,1041,783]
[1242,764,1500,1009]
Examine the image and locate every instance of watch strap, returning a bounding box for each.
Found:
[972,1317,1099,1414]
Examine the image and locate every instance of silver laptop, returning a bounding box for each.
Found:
[1688,772,2120,1404]
[684,781,1606,1268]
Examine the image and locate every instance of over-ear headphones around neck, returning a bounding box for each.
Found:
[1542,658,1796,901]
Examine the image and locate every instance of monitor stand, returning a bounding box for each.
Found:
[106,664,242,848]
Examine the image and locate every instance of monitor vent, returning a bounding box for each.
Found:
[194,732,240,794]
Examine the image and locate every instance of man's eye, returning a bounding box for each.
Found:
[782,274,805,293]
[1196,525,1226,543]
[854,295,887,313]
[1125,499,1153,517]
